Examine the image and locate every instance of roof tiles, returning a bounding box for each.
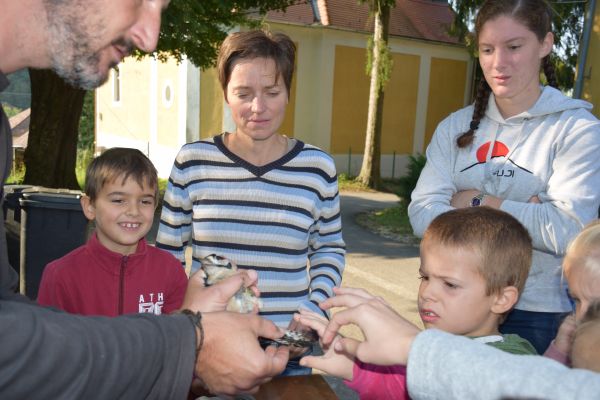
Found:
[267,0,459,44]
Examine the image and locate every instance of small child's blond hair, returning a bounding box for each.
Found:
[564,220,600,277]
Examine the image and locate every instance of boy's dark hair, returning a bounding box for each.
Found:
[422,207,532,295]
[217,29,296,101]
[85,148,158,202]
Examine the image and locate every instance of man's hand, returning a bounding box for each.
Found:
[180,269,260,313]
[195,312,288,395]
[319,287,421,366]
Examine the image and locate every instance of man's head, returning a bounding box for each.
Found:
[82,147,158,255]
[43,0,169,89]
[418,207,532,336]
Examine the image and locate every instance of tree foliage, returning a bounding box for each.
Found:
[449,0,584,90]
[24,0,295,188]
[151,0,294,68]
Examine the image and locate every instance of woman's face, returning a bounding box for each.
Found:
[478,15,553,114]
[225,57,288,142]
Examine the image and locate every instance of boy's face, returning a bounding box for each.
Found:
[564,259,600,321]
[82,176,156,255]
[418,239,501,337]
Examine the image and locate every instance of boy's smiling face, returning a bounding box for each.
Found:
[82,175,156,255]
[418,239,503,337]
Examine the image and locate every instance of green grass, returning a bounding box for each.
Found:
[371,201,413,235]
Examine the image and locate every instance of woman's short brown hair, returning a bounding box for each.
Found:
[217,30,296,100]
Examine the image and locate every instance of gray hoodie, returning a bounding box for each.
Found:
[409,86,600,312]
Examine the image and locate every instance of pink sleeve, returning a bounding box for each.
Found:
[543,340,570,366]
[345,360,409,400]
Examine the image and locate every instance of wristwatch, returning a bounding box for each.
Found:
[470,193,486,207]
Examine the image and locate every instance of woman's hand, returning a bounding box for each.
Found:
[451,190,504,209]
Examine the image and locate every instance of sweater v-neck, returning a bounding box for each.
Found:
[214,133,304,177]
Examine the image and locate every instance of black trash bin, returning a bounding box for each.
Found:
[19,189,89,299]
[3,185,35,274]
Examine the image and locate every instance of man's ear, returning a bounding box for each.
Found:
[491,286,519,315]
[80,195,96,221]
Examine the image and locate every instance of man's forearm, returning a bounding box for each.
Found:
[0,299,195,399]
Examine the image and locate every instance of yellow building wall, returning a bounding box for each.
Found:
[330,45,419,154]
[156,58,181,147]
[97,58,151,144]
[200,67,223,139]
[423,57,469,149]
[279,73,296,138]
[582,4,600,118]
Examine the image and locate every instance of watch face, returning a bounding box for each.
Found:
[471,197,482,207]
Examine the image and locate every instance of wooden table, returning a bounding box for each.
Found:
[254,374,339,400]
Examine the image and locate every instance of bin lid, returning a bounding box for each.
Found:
[19,189,84,210]
[3,185,36,195]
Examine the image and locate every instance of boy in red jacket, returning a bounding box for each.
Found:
[38,148,188,316]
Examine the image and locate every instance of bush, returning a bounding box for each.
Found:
[396,153,426,204]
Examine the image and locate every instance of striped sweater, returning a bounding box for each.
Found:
[156,134,345,327]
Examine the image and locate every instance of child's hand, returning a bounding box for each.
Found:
[285,316,314,359]
[180,269,259,313]
[553,314,576,355]
[294,310,355,380]
[318,287,421,366]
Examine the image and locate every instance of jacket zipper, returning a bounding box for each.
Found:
[118,256,128,315]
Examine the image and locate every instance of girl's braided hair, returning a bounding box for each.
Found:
[457,0,557,148]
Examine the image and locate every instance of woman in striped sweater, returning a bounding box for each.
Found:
[156,30,346,375]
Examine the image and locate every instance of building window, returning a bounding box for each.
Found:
[112,67,121,103]
[162,80,174,108]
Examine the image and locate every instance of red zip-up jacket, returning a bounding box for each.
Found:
[38,233,188,316]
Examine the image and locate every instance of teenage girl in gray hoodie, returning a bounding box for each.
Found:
[408,0,600,354]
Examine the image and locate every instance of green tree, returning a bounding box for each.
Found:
[449,0,584,91]
[24,0,293,189]
[356,0,395,190]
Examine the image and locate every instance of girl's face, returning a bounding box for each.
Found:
[564,258,600,321]
[478,15,553,116]
[225,57,288,142]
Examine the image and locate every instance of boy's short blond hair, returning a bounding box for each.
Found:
[564,220,600,277]
[85,148,158,202]
[422,207,532,295]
